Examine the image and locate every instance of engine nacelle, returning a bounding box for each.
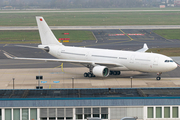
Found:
[92,66,109,77]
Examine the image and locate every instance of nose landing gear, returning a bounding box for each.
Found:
[156,72,162,80]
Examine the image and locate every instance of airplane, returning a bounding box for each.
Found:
[4,16,178,80]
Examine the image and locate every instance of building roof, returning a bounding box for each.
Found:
[0,88,180,99]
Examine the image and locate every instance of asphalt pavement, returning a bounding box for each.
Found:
[0,29,180,79]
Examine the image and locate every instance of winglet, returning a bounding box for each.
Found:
[136,43,149,52]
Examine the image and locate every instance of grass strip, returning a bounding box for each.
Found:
[0,30,95,44]
[1,11,180,26]
[153,29,180,40]
[147,48,180,56]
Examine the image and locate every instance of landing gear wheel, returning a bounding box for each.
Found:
[113,71,117,75]
[84,73,88,77]
[117,71,121,75]
[110,71,113,75]
[156,77,161,81]
[156,72,162,81]
[88,72,93,78]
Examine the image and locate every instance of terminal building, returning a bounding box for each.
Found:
[0,88,180,120]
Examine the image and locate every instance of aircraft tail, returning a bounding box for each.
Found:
[36,16,62,45]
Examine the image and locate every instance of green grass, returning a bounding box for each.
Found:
[153,29,180,40]
[0,30,95,44]
[1,11,180,26]
[147,48,180,56]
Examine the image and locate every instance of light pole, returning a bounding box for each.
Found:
[72,77,74,88]
[13,78,15,89]
[130,76,133,88]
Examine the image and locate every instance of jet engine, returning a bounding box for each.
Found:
[92,66,109,77]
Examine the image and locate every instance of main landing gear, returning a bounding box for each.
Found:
[156,72,162,80]
[109,71,121,75]
[84,72,95,78]
[84,65,95,78]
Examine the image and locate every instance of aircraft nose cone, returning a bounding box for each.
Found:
[172,63,178,70]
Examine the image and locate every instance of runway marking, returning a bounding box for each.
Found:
[108,34,125,36]
[127,34,144,35]
[119,29,133,41]
[54,63,64,72]
[3,44,8,47]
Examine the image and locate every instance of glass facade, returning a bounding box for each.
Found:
[76,108,83,119]
[13,109,20,120]
[84,108,91,119]
[156,107,162,118]
[147,106,180,119]
[22,108,29,120]
[30,108,37,120]
[164,107,170,118]
[101,108,108,119]
[4,106,180,120]
[93,108,99,118]
[173,107,178,118]
[5,109,11,120]
[147,107,153,118]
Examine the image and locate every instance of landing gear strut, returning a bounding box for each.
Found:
[156,72,162,80]
[84,65,95,78]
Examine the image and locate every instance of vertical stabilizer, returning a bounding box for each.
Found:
[36,16,62,45]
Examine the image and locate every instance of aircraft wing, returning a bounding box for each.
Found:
[136,43,148,52]
[3,52,124,68]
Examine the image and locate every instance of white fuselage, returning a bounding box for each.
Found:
[47,45,177,73]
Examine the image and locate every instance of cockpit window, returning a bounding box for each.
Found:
[165,60,174,62]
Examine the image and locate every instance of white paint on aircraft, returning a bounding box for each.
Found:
[4,17,178,80]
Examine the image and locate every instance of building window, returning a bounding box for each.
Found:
[22,108,29,120]
[40,108,47,120]
[40,118,47,120]
[93,108,99,118]
[49,108,56,119]
[147,107,153,118]
[30,108,37,120]
[156,107,162,118]
[76,108,83,119]
[57,108,64,120]
[164,107,170,118]
[0,109,1,120]
[13,109,20,120]
[57,117,64,120]
[66,117,73,120]
[49,117,56,120]
[173,107,178,118]
[66,108,73,120]
[84,108,91,119]
[5,109,11,120]
[101,108,108,119]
